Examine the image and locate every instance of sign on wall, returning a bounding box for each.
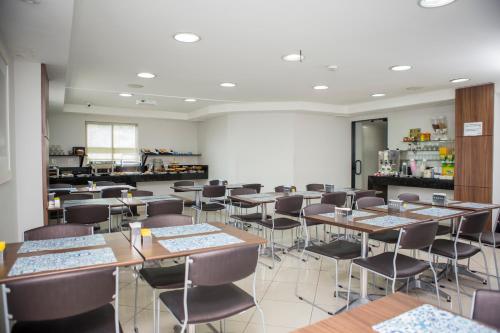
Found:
[463,122,483,137]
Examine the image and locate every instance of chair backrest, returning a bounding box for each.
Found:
[7,267,116,322]
[354,190,377,200]
[147,200,184,216]
[321,192,347,206]
[173,181,194,192]
[59,193,93,202]
[306,183,324,191]
[471,289,500,330]
[397,193,420,202]
[398,221,438,250]
[209,179,226,185]
[356,196,385,209]
[302,203,335,225]
[95,181,115,186]
[274,185,286,193]
[275,195,303,213]
[24,224,93,241]
[230,187,257,196]
[242,183,262,194]
[459,211,490,235]
[202,185,226,198]
[65,205,110,225]
[131,190,153,197]
[49,183,72,189]
[101,187,130,198]
[141,214,192,228]
[188,244,259,286]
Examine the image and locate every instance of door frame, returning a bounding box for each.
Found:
[351,118,388,188]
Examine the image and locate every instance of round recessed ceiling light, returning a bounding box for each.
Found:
[313,85,328,90]
[119,93,133,97]
[173,33,201,43]
[282,54,304,62]
[390,65,412,71]
[450,78,470,83]
[127,83,144,89]
[326,65,339,71]
[137,72,156,79]
[184,98,197,102]
[371,93,386,97]
[419,0,456,8]
[220,82,236,88]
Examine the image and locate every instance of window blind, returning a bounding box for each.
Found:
[86,122,139,162]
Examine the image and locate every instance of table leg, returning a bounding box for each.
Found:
[359,232,369,300]
[0,284,8,333]
[195,192,201,224]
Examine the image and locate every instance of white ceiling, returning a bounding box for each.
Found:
[2,0,500,117]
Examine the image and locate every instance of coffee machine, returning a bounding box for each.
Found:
[378,150,400,175]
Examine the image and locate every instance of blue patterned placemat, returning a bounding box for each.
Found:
[158,233,244,253]
[319,210,376,219]
[373,304,497,333]
[359,215,418,228]
[18,234,106,253]
[374,204,423,211]
[451,202,496,210]
[139,195,179,203]
[151,223,220,238]
[414,207,464,218]
[9,247,117,277]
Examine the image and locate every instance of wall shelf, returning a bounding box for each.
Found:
[141,152,202,166]
[49,154,85,167]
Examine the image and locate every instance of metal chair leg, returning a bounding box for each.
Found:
[133,271,139,333]
[346,263,354,310]
[453,260,463,315]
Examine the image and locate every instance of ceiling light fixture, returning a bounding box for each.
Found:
[390,65,412,71]
[450,78,470,83]
[184,98,197,102]
[173,32,201,43]
[418,0,456,8]
[220,82,236,88]
[327,65,339,71]
[282,53,304,62]
[137,72,156,79]
[371,93,386,97]
[313,85,328,90]
[119,93,133,97]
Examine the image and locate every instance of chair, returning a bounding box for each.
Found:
[321,192,347,207]
[306,183,324,191]
[209,179,226,185]
[147,199,184,217]
[356,197,400,249]
[347,221,441,309]
[298,203,362,311]
[257,195,303,268]
[194,185,227,223]
[131,190,153,197]
[64,205,111,232]
[101,187,130,198]
[6,267,121,333]
[471,289,500,330]
[133,214,192,333]
[95,181,116,186]
[429,211,492,314]
[274,185,288,193]
[172,181,195,207]
[49,189,71,196]
[59,193,93,202]
[49,183,72,189]
[24,224,93,241]
[242,183,262,194]
[397,193,451,236]
[353,190,377,207]
[157,244,265,333]
[229,188,258,225]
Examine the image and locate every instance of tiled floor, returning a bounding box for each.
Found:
[111,211,498,333]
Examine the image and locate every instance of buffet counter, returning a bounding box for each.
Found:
[368,175,454,201]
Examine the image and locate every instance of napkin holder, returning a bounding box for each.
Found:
[129,222,142,246]
[0,241,5,264]
[121,189,128,199]
[432,193,447,206]
[335,207,352,223]
[141,228,152,246]
[325,184,335,193]
[388,199,404,213]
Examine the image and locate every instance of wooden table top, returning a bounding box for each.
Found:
[416,200,500,212]
[129,222,267,261]
[0,232,143,284]
[294,293,423,333]
[306,210,434,234]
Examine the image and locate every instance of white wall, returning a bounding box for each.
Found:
[493,87,500,213]
[198,112,350,190]
[0,35,18,242]
[14,60,43,236]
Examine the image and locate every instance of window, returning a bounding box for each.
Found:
[86,122,139,163]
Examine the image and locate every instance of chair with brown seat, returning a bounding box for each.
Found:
[352,190,376,208]
[471,289,500,330]
[298,203,362,310]
[209,179,226,185]
[428,211,492,314]
[133,214,192,332]
[194,185,227,223]
[274,185,289,193]
[157,244,265,333]
[146,199,184,217]
[24,224,93,241]
[95,181,116,187]
[125,190,154,217]
[6,267,122,333]
[347,221,441,309]
[356,197,400,248]
[257,195,303,268]
[101,187,132,228]
[64,205,111,232]
[59,193,94,202]
[397,193,451,236]
[172,181,195,207]
[228,188,269,226]
[321,192,347,207]
[306,183,324,191]
[242,183,262,194]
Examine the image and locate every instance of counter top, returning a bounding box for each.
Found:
[368,175,453,201]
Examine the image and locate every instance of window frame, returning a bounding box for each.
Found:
[85,121,139,163]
